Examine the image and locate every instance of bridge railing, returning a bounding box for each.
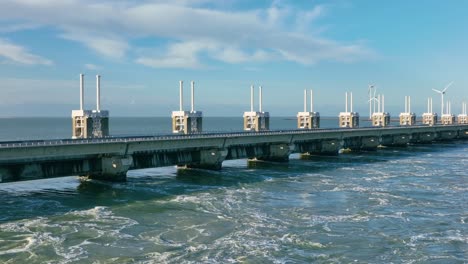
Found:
[0,124,464,149]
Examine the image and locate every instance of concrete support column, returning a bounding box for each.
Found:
[87,155,133,181]
[436,131,458,141]
[410,132,436,144]
[343,136,379,151]
[319,139,341,155]
[299,139,341,157]
[251,143,293,162]
[0,167,13,182]
[381,134,411,147]
[360,136,380,150]
[459,129,468,139]
[186,148,228,170]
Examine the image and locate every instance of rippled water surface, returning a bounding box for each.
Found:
[0,118,466,263]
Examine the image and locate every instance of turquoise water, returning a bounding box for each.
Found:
[0,118,466,263]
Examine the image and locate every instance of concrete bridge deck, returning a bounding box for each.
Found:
[0,124,467,183]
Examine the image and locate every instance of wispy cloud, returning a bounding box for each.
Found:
[0,22,41,33]
[0,38,53,65]
[0,0,374,68]
[84,63,101,70]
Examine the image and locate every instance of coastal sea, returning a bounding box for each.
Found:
[0,117,466,263]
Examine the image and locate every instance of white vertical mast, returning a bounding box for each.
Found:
[179,80,183,111]
[441,94,444,116]
[80,73,84,110]
[310,89,314,112]
[345,92,348,112]
[378,94,381,112]
[96,75,101,112]
[350,92,353,112]
[431,98,433,113]
[259,86,263,112]
[409,96,411,113]
[191,81,195,112]
[303,89,307,112]
[369,85,372,118]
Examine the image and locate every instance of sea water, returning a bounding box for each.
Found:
[0,117,466,263]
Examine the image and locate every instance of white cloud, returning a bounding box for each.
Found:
[0,22,41,33]
[84,63,100,70]
[0,0,373,67]
[0,38,53,65]
[61,30,128,59]
[136,41,211,69]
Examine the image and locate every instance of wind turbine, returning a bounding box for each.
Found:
[432,82,453,115]
[368,85,374,118]
[368,85,378,117]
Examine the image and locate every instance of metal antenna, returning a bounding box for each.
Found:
[351,92,353,112]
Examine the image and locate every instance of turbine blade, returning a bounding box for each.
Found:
[432,89,442,93]
[442,82,453,93]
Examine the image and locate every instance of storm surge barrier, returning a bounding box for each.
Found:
[1,125,467,183]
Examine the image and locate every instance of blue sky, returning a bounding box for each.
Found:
[0,0,467,117]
